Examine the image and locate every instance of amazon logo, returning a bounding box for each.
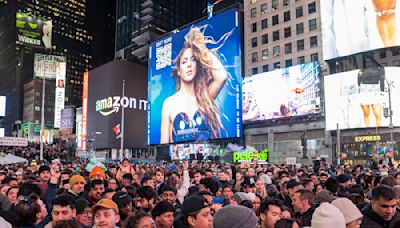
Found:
[95,96,147,116]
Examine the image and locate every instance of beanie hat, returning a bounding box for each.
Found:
[213,205,258,228]
[336,174,351,184]
[69,175,86,188]
[332,198,363,224]
[233,192,253,204]
[38,165,50,174]
[311,203,346,228]
[89,166,105,179]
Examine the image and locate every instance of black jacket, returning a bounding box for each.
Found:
[361,204,400,228]
[293,205,315,227]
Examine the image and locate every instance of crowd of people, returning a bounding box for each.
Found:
[0,146,400,228]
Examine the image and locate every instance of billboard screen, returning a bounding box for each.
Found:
[60,108,75,129]
[0,96,5,117]
[54,62,66,128]
[16,12,52,49]
[147,9,242,145]
[85,61,147,149]
[321,0,400,60]
[243,62,320,122]
[169,143,218,160]
[325,67,400,130]
[34,54,66,79]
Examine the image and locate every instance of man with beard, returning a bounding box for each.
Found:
[135,186,156,212]
[88,180,105,206]
[152,201,174,228]
[112,191,134,226]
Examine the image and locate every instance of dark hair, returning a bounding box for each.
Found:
[136,186,156,201]
[286,179,301,190]
[151,201,174,218]
[337,185,349,198]
[122,173,133,180]
[18,183,42,197]
[90,179,104,189]
[15,194,42,226]
[140,175,153,186]
[280,206,293,217]
[239,200,253,209]
[295,189,315,206]
[349,184,365,196]
[124,185,137,199]
[194,169,206,176]
[325,177,339,194]
[53,219,81,228]
[53,194,76,209]
[260,199,283,214]
[122,211,152,228]
[160,184,177,195]
[188,186,200,195]
[195,190,213,198]
[380,176,396,187]
[275,218,300,228]
[372,184,396,201]
[199,177,220,195]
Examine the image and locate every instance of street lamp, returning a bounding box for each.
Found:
[383,77,394,155]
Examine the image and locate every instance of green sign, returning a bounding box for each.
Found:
[233,149,268,163]
[16,12,52,49]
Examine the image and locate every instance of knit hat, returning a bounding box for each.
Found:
[38,165,50,174]
[311,203,346,228]
[336,174,351,184]
[89,166,105,179]
[213,205,258,228]
[332,198,363,224]
[69,175,86,188]
[233,192,254,204]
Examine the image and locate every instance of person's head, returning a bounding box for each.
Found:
[242,176,257,194]
[255,178,266,194]
[122,211,154,228]
[151,201,174,228]
[69,175,86,194]
[135,186,156,212]
[213,205,258,228]
[141,175,155,188]
[38,165,51,183]
[337,174,352,189]
[260,199,282,228]
[194,170,205,185]
[0,184,10,195]
[155,169,165,184]
[121,158,130,167]
[160,185,177,204]
[52,194,77,223]
[7,186,19,204]
[292,189,314,213]
[275,218,300,228]
[325,177,339,195]
[222,185,234,200]
[371,185,397,221]
[217,170,228,181]
[319,173,328,184]
[302,178,314,192]
[89,166,106,181]
[199,177,220,196]
[280,206,292,219]
[380,176,397,187]
[75,199,92,227]
[17,183,42,198]
[394,172,400,185]
[89,179,105,202]
[253,194,262,214]
[112,191,134,220]
[181,195,213,228]
[15,194,48,226]
[332,198,363,228]
[311,202,346,228]
[92,199,120,228]
[122,173,133,187]
[53,219,81,228]
[286,180,303,199]
[107,178,119,191]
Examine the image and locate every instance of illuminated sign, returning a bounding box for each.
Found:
[16,12,52,49]
[355,135,381,142]
[233,149,268,163]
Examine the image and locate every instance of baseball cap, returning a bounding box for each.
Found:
[91,199,119,214]
[112,191,132,208]
[181,195,209,216]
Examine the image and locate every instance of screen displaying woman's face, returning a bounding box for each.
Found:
[178,48,197,82]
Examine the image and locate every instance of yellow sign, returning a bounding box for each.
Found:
[355,135,381,142]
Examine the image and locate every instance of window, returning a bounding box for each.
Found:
[284,11,291,22]
[392,47,400,56]
[393,60,400,66]
[252,67,258,75]
[263,64,269,72]
[272,0,278,10]
[252,52,258,62]
[308,2,316,14]
[272,15,279,25]
[284,0,290,6]
[309,19,317,31]
[273,46,280,57]
[285,43,292,54]
[298,56,305,64]
[262,34,268,44]
[285,59,293,67]
[273,30,280,41]
[262,49,269,60]
[297,39,304,51]
[310,36,318,48]
[251,8,257,18]
[311,53,318,61]
[380,50,387,58]
[296,6,303,18]
[284,27,291,38]
[261,19,268,29]
[251,37,258,47]
[261,3,268,14]
[252,22,257,32]
[274,62,281,69]
[296,23,304,34]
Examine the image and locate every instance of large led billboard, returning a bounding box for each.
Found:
[0,96,5,117]
[34,54,66,79]
[325,67,400,130]
[243,62,320,122]
[321,0,400,60]
[169,143,217,160]
[147,9,242,145]
[16,12,52,49]
[83,61,147,149]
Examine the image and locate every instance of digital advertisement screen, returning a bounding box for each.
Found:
[0,96,5,117]
[321,0,400,60]
[16,12,52,49]
[34,54,66,79]
[147,9,242,145]
[243,62,320,122]
[54,62,66,128]
[84,61,147,149]
[169,143,217,160]
[325,67,400,131]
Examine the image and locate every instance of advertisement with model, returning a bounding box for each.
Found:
[147,9,242,145]
[16,12,52,49]
[243,62,320,122]
[325,67,400,130]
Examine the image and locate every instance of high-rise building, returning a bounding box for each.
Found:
[0,0,92,135]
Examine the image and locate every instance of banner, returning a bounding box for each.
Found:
[233,149,268,163]
[34,54,66,79]
[54,62,66,128]
[147,9,242,145]
[60,108,75,129]
[82,72,89,151]
[16,12,52,49]
[76,107,83,150]
[0,96,5,117]
[0,137,28,147]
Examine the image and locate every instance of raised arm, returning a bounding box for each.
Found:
[207,52,228,100]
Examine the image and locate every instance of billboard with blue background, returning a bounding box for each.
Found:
[147,9,242,145]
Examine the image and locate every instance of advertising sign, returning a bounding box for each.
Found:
[60,108,75,129]
[54,62,66,128]
[321,0,400,60]
[243,62,320,122]
[0,128,4,137]
[16,12,52,49]
[85,61,147,149]
[76,107,82,149]
[0,137,28,147]
[0,96,5,117]
[325,67,400,130]
[286,157,297,165]
[233,149,268,163]
[34,54,66,79]
[147,9,242,145]
[169,143,217,160]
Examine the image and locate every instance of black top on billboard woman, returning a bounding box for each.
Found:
[160,27,230,144]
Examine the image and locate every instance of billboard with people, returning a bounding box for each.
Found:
[321,0,400,60]
[243,62,320,122]
[147,9,242,145]
[325,67,400,130]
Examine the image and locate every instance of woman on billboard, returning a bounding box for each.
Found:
[160,27,229,144]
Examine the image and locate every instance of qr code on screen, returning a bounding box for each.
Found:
[156,43,172,70]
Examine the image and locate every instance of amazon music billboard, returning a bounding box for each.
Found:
[82,61,147,149]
